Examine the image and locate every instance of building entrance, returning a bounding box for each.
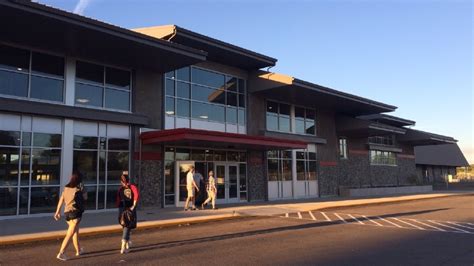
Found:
[175,160,242,207]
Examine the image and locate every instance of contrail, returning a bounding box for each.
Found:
[73,0,92,15]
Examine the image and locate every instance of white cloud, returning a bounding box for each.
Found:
[73,0,92,15]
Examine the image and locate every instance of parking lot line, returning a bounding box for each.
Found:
[321,212,331,221]
[376,216,404,228]
[428,220,470,233]
[391,218,426,230]
[407,219,446,232]
[334,213,348,223]
[446,222,474,230]
[308,211,316,221]
[348,214,364,225]
[297,212,302,219]
[362,215,382,226]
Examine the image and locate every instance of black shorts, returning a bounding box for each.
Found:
[65,210,83,221]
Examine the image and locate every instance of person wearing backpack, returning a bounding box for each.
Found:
[54,172,87,261]
[116,174,139,254]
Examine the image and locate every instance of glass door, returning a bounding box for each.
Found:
[215,163,240,204]
[175,161,195,207]
[228,164,239,203]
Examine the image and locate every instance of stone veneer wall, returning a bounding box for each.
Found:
[336,154,417,189]
[247,151,266,201]
[134,160,163,207]
[397,158,417,185]
[318,166,339,196]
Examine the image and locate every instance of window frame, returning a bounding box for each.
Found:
[0,42,66,104]
[369,149,397,166]
[164,66,246,126]
[338,137,348,159]
[266,100,317,136]
[74,59,132,113]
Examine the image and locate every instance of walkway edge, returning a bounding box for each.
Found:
[0,213,244,247]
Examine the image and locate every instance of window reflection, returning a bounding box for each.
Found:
[165,67,246,128]
[75,61,131,111]
[31,148,61,185]
[0,70,28,97]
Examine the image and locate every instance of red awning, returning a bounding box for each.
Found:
[139,128,308,150]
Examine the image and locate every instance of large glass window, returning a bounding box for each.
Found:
[370,150,397,166]
[267,101,316,135]
[0,128,62,216]
[165,67,246,126]
[75,61,131,111]
[73,134,129,210]
[267,150,293,181]
[0,44,64,102]
[296,151,317,181]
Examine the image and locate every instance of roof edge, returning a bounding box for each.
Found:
[4,1,207,60]
[293,78,397,112]
[175,25,277,65]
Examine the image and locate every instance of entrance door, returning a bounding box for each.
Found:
[294,151,318,198]
[268,151,293,200]
[175,161,195,207]
[215,163,240,204]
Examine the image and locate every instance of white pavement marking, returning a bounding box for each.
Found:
[348,214,364,225]
[334,213,348,223]
[297,212,302,219]
[308,211,316,221]
[362,215,383,226]
[321,212,331,221]
[428,220,470,233]
[407,219,446,232]
[391,218,426,230]
[447,222,474,230]
[285,213,289,218]
[376,216,404,228]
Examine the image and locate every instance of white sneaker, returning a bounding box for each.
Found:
[75,247,84,256]
[56,253,68,261]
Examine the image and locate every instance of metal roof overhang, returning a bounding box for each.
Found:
[140,128,308,150]
[249,72,397,116]
[336,116,406,137]
[0,1,207,73]
[398,129,457,146]
[134,25,277,70]
[357,114,416,127]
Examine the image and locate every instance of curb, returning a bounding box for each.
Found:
[298,192,474,212]
[0,213,245,247]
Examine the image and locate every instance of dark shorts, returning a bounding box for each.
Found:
[65,210,83,221]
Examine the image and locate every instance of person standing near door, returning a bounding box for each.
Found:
[184,166,199,211]
[202,170,217,210]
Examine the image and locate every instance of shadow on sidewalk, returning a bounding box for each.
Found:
[74,208,449,260]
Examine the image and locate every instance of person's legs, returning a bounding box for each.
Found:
[58,219,78,255]
[72,218,81,255]
[184,195,191,210]
[121,227,130,254]
[202,194,211,208]
[211,193,216,209]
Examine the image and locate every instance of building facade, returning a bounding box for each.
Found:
[0,1,459,218]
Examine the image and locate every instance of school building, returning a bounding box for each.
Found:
[0,1,463,217]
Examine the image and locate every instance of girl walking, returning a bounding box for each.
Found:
[201,170,217,210]
[54,173,87,261]
[117,175,139,254]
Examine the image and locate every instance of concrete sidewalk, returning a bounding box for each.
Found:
[1,191,472,246]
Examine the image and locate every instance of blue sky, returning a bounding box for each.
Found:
[38,0,473,163]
